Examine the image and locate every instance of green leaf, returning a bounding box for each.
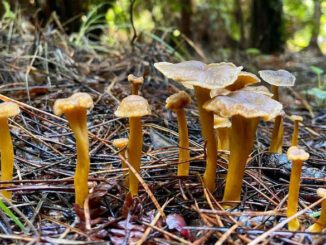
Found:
[245,48,261,56]
[310,65,324,75]
[0,199,26,232]
[306,88,326,100]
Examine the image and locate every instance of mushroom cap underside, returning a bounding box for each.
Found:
[115,95,151,118]
[54,92,93,116]
[204,90,283,121]
[154,61,243,90]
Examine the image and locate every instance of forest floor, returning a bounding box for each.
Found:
[0,18,325,244]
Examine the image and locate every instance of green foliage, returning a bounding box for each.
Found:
[0,198,26,232]
[310,65,324,89]
[2,0,15,20]
[245,48,261,56]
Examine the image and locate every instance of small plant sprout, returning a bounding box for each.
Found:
[165,91,192,176]
[155,61,242,192]
[307,188,326,233]
[53,93,93,208]
[204,90,282,207]
[214,116,231,151]
[0,102,20,199]
[290,115,303,147]
[310,65,324,89]
[259,69,296,154]
[114,95,151,196]
[128,74,144,95]
[286,146,309,231]
[112,138,129,185]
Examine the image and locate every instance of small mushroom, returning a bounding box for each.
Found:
[53,93,93,207]
[259,69,296,154]
[214,116,231,151]
[165,91,192,176]
[286,146,309,231]
[115,95,151,196]
[112,138,129,185]
[128,74,144,95]
[307,188,326,233]
[155,61,242,191]
[290,115,303,147]
[0,102,20,199]
[204,90,282,206]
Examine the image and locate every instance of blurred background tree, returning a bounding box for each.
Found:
[0,0,325,56]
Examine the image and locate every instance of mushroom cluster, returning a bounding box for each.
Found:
[1,59,320,235]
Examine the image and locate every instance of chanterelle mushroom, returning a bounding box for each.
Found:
[155,61,242,191]
[54,93,93,207]
[259,69,296,154]
[115,95,151,196]
[112,138,129,185]
[307,188,326,233]
[166,91,192,176]
[286,146,309,231]
[204,90,282,207]
[214,116,231,151]
[128,74,144,95]
[0,102,20,199]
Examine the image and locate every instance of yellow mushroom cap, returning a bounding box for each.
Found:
[225,71,261,91]
[115,95,151,118]
[128,74,144,84]
[54,93,93,116]
[317,188,326,198]
[165,91,191,110]
[112,138,129,149]
[0,102,20,118]
[204,90,283,121]
[287,146,309,161]
[154,61,243,90]
[214,116,231,129]
[290,115,303,122]
[259,69,296,87]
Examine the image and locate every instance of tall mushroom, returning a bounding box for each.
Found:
[307,188,326,233]
[112,138,129,185]
[114,95,151,196]
[259,69,296,153]
[128,74,144,95]
[286,146,309,231]
[204,90,283,206]
[155,61,242,191]
[165,91,192,176]
[0,102,20,199]
[53,93,93,207]
[290,115,303,147]
[214,116,231,151]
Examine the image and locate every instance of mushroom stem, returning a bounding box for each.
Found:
[291,120,300,146]
[119,148,128,185]
[271,85,279,101]
[131,84,140,95]
[269,115,284,154]
[223,115,259,207]
[65,109,90,207]
[287,159,303,231]
[307,197,326,232]
[194,86,218,192]
[216,127,230,151]
[127,117,143,196]
[176,109,190,176]
[0,118,14,199]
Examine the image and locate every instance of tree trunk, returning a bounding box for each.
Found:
[180,0,192,38]
[234,0,245,48]
[306,0,323,55]
[250,0,284,53]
